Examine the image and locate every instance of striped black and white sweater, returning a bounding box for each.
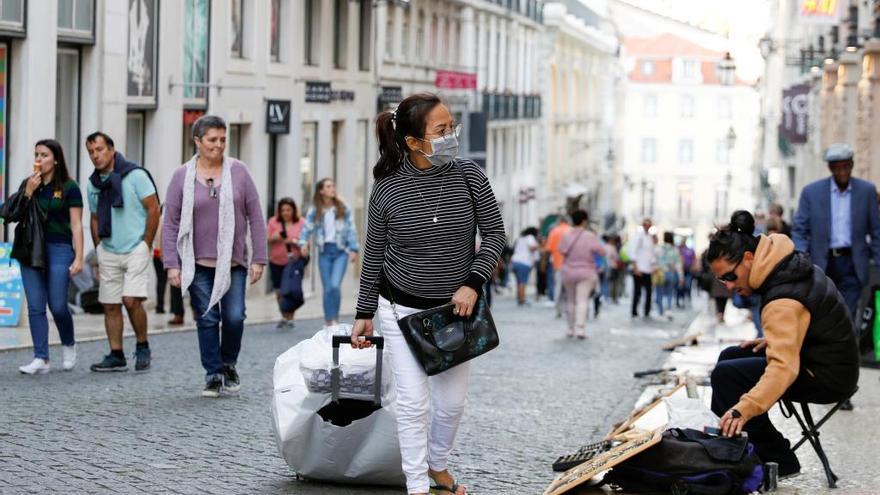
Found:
[355,158,506,319]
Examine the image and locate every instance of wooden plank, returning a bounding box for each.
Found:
[543,429,662,495]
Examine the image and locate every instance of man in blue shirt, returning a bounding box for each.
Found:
[85,132,160,373]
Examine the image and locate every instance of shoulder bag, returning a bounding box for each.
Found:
[279,221,309,311]
[389,160,499,376]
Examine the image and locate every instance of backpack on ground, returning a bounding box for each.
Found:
[604,428,763,495]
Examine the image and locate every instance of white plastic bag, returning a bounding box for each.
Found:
[664,396,720,430]
[270,326,405,486]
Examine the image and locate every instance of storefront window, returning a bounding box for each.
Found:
[300,123,318,213]
[0,44,8,200]
[126,113,145,166]
[55,50,81,176]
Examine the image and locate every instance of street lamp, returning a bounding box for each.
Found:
[718,52,736,86]
[726,126,737,150]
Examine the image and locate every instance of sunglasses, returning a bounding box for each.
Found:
[717,257,743,283]
[207,178,218,199]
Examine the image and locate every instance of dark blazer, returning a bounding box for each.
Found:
[792,176,880,285]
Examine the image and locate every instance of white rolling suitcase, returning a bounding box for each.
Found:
[271,326,405,486]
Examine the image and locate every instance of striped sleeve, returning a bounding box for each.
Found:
[463,163,505,291]
[355,183,388,319]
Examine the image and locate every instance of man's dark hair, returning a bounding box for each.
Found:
[192,115,227,140]
[86,131,115,148]
[663,232,675,245]
[571,209,589,226]
[707,210,761,263]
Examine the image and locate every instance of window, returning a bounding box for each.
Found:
[640,182,655,217]
[0,0,24,32]
[641,138,657,163]
[304,0,321,66]
[126,113,145,166]
[641,60,655,76]
[58,0,94,42]
[430,14,438,60]
[681,95,694,118]
[228,124,243,159]
[677,184,693,219]
[643,94,658,118]
[331,121,344,180]
[679,139,694,164]
[270,0,282,62]
[715,188,729,220]
[681,59,697,79]
[230,0,244,58]
[385,3,395,59]
[788,166,796,200]
[300,123,318,213]
[401,8,410,61]
[358,0,372,70]
[55,50,81,170]
[333,0,348,69]
[718,96,732,118]
[716,140,730,164]
[183,0,210,107]
[416,10,425,59]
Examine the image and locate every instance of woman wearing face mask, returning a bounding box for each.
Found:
[3,140,84,374]
[297,178,360,327]
[350,93,505,495]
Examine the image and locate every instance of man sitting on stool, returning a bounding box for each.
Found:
[706,211,859,477]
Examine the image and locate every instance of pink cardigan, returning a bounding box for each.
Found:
[559,228,605,284]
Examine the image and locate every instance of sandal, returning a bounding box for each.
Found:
[429,484,465,495]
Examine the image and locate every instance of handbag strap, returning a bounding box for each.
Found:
[562,229,585,259]
[454,160,478,236]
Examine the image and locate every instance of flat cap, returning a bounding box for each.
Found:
[824,143,854,162]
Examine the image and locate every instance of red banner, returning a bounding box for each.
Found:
[435,70,477,90]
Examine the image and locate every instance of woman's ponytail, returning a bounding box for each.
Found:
[374,111,403,180]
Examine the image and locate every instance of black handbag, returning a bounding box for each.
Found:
[391,295,499,376]
[0,182,48,269]
[387,160,499,375]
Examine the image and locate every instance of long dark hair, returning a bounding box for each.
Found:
[374,93,442,180]
[275,197,299,223]
[707,210,761,263]
[35,139,72,191]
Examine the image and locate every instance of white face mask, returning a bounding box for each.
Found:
[417,125,461,167]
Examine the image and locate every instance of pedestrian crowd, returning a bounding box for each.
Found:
[3,116,360,399]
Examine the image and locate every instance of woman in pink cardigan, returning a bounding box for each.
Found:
[559,209,606,339]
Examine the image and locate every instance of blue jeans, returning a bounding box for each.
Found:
[318,243,348,322]
[188,265,247,378]
[655,272,677,315]
[21,243,76,360]
[546,264,555,301]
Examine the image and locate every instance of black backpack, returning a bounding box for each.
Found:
[604,429,764,495]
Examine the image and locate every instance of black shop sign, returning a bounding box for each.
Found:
[305,81,355,104]
[265,100,291,135]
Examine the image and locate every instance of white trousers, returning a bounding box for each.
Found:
[377,297,471,494]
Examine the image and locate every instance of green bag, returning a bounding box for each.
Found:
[874,291,880,361]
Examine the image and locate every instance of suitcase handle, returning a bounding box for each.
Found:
[331,335,384,406]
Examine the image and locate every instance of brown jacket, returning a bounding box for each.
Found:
[733,234,811,419]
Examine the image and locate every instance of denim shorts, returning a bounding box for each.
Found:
[512,262,533,284]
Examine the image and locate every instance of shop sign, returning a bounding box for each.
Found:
[435,70,477,90]
[780,84,810,144]
[266,100,291,135]
[305,81,355,103]
[799,0,842,24]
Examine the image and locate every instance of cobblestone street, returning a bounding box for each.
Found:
[0,295,696,494]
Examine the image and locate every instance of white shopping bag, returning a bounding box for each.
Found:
[270,325,405,486]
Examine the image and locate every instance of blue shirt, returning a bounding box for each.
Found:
[830,181,852,249]
[87,169,156,254]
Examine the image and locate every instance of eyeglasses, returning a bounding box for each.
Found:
[717,257,743,283]
[426,123,461,139]
[207,178,217,199]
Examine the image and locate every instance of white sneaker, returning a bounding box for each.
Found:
[62,345,77,371]
[19,358,50,375]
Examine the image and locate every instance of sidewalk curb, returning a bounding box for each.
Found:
[0,311,357,354]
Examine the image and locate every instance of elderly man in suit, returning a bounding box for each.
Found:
[793,143,880,323]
